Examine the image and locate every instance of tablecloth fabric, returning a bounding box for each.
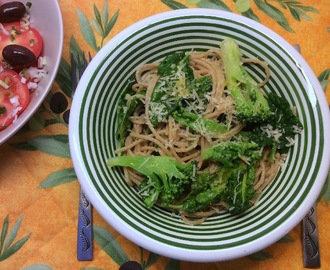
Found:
[0,0,329,269]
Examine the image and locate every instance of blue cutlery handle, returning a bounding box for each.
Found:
[77,190,93,261]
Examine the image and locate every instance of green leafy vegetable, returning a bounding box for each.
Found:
[220,38,272,124]
[107,156,197,208]
[116,85,143,148]
[149,52,193,126]
[201,141,263,167]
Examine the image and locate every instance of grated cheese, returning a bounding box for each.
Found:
[260,124,283,143]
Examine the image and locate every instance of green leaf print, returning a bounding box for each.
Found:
[10,141,38,151]
[277,234,294,243]
[241,7,260,21]
[186,0,200,4]
[141,249,160,268]
[21,264,54,270]
[253,0,295,32]
[92,1,119,48]
[76,8,98,51]
[39,168,77,188]
[197,0,231,11]
[247,250,273,261]
[77,0,119,51]
[319,170,330,204]
[55,58,72,98]
[162,0,188,9]
[165,259,180,270]
[93,225,129,265]
[275,0,318,21]
[0,215,31,262]
[26,135,71,158]
[235,0,251,13]
[318,68,330,91]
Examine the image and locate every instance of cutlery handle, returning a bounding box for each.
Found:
[77,189,93,261]
[302,205,320,268]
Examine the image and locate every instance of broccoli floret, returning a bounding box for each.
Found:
[222,163,256,215]
[179,167,232,213]
[107,156,197,208]
[173,109,228,136]
[138,175,162,208]
[237,92,303,162]
[265,92,303,153]
[220,38,272,124]
[201,141,263,167]
[172,163,256,215]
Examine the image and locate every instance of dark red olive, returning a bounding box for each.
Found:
[2,44,37,67]
[0,1,26,23]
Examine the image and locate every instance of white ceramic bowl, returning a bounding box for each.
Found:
[69,9,330,262]
[0,0,63,144]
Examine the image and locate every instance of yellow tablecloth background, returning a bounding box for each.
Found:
[0,0,329,269]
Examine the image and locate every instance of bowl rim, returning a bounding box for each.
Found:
[69,8,330,262]
[0,0,64,145]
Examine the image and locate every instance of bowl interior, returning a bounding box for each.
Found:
[70,9,329,262]
[0,0,63,144]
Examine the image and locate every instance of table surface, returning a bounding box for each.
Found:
[0,0,329,269]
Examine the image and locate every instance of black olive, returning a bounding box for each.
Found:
[2,44,37,67]
[50,92,68,114]
[0,1,26,23]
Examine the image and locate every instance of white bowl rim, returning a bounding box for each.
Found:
[0,0,64,145]
[69,8,330,262]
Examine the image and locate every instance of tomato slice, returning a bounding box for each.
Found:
[0,69,30,130]
[0,21,43,60]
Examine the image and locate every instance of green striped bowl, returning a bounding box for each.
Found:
[69,9,330,262]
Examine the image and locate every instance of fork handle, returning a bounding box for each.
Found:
[302,204,320,268]
[77,189,93,261]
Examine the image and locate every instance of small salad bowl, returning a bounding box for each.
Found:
[0,0,63,144]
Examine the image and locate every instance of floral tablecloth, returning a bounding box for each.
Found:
[0,0,329,269]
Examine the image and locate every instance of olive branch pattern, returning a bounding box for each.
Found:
[163,0,318,33]
[4,0,330,267]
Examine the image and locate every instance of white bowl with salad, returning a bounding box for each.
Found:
[0,0,63,144]
[69,9,330,262]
